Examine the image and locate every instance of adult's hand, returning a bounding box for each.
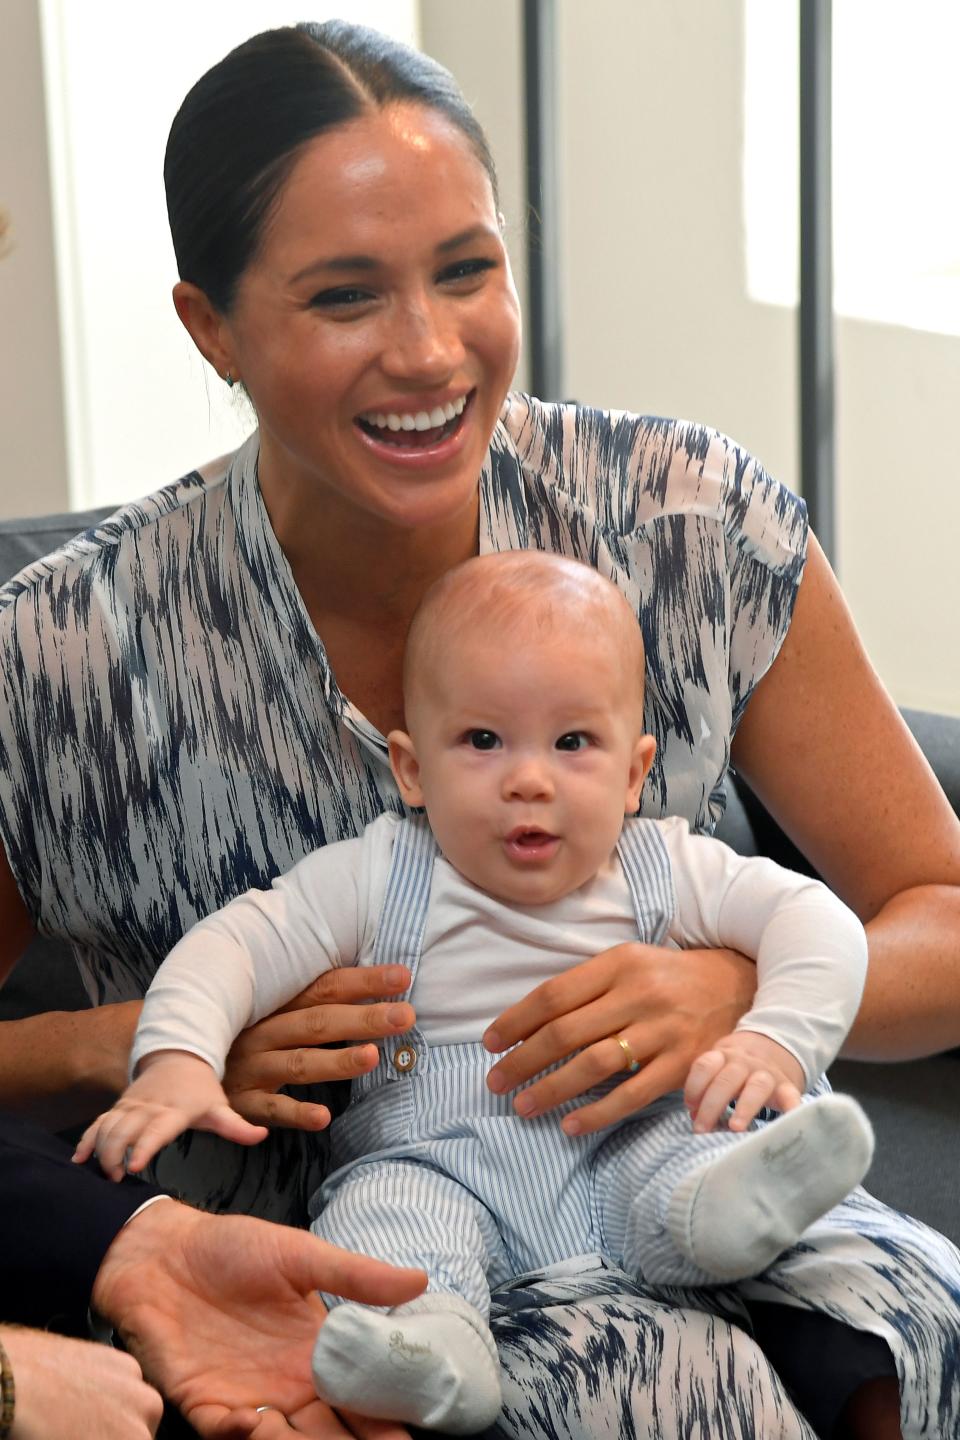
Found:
[1,1324,163,1439]
[92,1197,427,1439]
[223,966,415,1131]
[483,941,757,1135]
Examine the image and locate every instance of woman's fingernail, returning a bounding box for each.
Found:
[513,1093,536,1117]
[385,967,408,988]
[387,1005,410,1026]
[486,1071,506,1094]
[562,1116,581,1136]
[483,1029,502,1052]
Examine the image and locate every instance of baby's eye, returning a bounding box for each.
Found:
[467,730,501,751]
[555,732,589,752]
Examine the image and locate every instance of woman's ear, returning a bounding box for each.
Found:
[625,734,657,814]
[388,730,425,808]
[172,281,237,384]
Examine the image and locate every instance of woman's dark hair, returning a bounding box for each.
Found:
[164,21,499,313]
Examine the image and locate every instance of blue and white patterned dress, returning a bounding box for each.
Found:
[0,394,957,1438]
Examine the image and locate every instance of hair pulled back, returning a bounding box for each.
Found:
[164,21,499,314]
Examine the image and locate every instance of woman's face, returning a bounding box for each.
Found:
[219,103,521,533]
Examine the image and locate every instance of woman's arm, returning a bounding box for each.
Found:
[731,533,960,1058]
[0,843,416,1130]
[0,848,139,1127]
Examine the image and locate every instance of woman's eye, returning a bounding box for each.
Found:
[438,257,498,286]
[309,287,374,310]
[555,732,589,752]
[467,730,501,751]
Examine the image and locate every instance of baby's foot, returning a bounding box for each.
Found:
[667,1093,874,1281]
[312,1296,501,1435]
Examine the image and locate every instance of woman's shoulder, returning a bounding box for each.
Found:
[0,451,239,620]
[495,392,806,573]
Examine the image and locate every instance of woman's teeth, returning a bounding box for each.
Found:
[360,395,467,434]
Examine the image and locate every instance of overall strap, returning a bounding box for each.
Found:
[371,813,439,993]
[615,817,676,946]
[354,813,439,1094]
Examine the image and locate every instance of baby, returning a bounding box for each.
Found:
[76,552,874,1435]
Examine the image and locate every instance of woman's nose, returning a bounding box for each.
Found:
[381,296,465,382]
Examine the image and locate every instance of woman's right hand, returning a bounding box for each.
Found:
[2,1325,163,1439]
[222,965,415,1130]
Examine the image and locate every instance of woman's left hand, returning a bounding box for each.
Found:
[483,941,756,1136]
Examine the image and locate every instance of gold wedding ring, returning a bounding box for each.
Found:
[615,1034,641,1074]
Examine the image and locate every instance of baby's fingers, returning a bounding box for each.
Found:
[72,1107,151,1180]
[684,1049,727,1112]
[770,1079,804,1114]
[72,1116,108,1167]
[201,1104,270,1149]
[727,1070,779,1131]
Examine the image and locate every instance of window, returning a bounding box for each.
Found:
[744,0,960,337]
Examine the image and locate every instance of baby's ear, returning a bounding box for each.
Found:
[625,734,657,814]
[388,730,425,807]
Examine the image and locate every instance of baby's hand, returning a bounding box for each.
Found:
[72,1050,269,1181]
[684,1031,805,1134]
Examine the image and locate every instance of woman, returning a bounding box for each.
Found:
[0,20,957,1440]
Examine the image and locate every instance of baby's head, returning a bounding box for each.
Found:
[388,552,656,905]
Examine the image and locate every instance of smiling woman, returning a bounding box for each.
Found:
[176,104,519,551]
[0,17,959,1440]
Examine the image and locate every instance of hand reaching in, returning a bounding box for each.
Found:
[684,1029,806,1133]
[72,1051,268,1181]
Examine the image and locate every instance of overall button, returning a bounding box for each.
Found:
[392,1045,417,1073]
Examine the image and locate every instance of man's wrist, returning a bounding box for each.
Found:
[88,1196,177,1342]
[91,1195,201,1328]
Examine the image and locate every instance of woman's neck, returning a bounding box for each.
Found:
[258,463,481,634]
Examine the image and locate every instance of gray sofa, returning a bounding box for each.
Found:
[0,506,957,1245]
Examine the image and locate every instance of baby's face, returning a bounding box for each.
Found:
[391,632,654,905]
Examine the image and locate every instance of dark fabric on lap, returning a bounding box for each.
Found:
[746,1300,897,1438]
[0,1110,161,1330]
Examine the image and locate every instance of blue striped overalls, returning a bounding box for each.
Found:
[310,818,960,1437]
[312,815,780,1305]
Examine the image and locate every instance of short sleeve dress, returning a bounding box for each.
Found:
[2,395,957,1439]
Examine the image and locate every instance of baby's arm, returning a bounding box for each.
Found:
[665,820,868,1132]
[73,1050,267,1180]
[75,826,384,1180]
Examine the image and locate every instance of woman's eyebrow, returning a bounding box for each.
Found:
[289,225,499,284]
[435,223,499,254]
[290,255,378,283]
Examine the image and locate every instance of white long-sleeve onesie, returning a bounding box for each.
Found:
[132,812,867,1092]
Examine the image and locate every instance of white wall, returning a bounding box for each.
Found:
[0,0,70,514]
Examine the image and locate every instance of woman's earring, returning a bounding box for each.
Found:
[225,371,235,388]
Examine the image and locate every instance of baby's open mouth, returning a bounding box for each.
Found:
[356,392,472,447]
[504,828,560,861]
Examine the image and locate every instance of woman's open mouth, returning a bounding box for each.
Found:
[355,391,473,450]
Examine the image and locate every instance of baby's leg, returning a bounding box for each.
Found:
[311,1160,503,1434]
[599,1093,874,1284]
